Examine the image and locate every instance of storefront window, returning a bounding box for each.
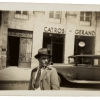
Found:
[74,36,95,55]
[43,33,65,63]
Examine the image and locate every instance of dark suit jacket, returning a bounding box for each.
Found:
[28,66,60,90]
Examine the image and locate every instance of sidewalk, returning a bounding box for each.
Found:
[0,66,32,81]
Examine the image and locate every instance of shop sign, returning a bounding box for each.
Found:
[8,32,33,38]
[79,41,85,47]
[75,30,95,36]
[44,27,65,34]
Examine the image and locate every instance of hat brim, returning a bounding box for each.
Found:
[34,54,52,59]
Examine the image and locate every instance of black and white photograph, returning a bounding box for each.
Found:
[1,2,100,96]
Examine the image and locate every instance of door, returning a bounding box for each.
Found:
[7,36,20,66]
[19,38,32,68]
[42,33,65,63]
[52,43,63,63]
[77,65,93,80]
[76,57,93,80]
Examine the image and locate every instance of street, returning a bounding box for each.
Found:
[1,77,100,91]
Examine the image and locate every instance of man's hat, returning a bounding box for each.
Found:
[34,48,52,59]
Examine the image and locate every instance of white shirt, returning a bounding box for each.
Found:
[34,66,44,90]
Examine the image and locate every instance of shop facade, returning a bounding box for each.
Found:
[31,11,66,68]
[64,11,96,63]
[0,11,100,69]
[0,11,34,69]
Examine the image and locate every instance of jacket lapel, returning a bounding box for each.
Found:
[31,67,37,84]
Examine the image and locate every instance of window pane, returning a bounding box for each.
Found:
[80,12,84,16]
[80,17,84,21]
[96,12,100,17]
[86,12,91,16]
[16,11,21,14]
[55,14,61,19]
[80,12,91,23]
[55,11,61,19]
[49,11,54,18]
[69,58,75,64]
[85,17,90,22]
[94,59,99,65]
[23,11,28,15]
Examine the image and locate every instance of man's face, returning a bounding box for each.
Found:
[38,55,49,67]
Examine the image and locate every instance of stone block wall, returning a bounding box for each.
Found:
[1,11,9,69]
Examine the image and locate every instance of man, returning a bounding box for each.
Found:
[28,48,60,90]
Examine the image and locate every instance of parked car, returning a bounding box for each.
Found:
[53,55,100,84]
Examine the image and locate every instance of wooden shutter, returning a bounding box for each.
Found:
[19,38,32,68]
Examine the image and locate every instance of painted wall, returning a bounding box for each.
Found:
[1,11,9,69]
[8,11,34,31]
[1,11,34,69]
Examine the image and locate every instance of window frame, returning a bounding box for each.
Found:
[80,12,92,26]
[49,11,61,23]
[15,11,29,19]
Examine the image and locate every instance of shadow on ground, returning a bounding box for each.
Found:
[60,76,100,90]
[0,81,29,90]
[1,77,100,90]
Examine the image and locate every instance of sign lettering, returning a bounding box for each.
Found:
[8,32,33,38]
[44,27,65,34]
[75,30,95,36]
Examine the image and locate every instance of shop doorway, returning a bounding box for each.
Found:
[74,36,95,55]
[43,33,65,63]
[7,29,33,68]
[7,36,20,66]
[52,43,63,63]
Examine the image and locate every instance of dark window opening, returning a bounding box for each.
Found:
[49,11,61,19]
[23,11,28,15]
[42,33,65,63]
[74,35,95,55]
[80,12,92,22]
[16,11,21,14]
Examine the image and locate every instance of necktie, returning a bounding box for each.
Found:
[34,68,41,89]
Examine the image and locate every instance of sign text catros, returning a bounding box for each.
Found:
[44,27,64,34]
